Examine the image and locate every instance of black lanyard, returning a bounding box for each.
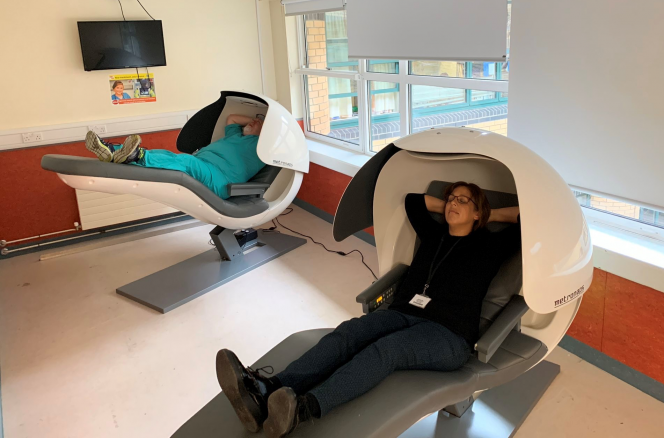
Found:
[423,236,463,296]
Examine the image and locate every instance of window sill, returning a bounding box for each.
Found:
[304,137,664,293]
[586,214,664,293]
[306,138,371,177]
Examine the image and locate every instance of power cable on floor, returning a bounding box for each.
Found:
[262,208,378,280]
[208,209,377,280]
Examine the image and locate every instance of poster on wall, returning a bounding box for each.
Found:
[109,73,156,105]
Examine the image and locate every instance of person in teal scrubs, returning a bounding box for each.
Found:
[84,115,265,199]
[111,81,131,101]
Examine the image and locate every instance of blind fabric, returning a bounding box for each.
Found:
[508,0,664,210]
[345,0,508,61]
[282,0,345,16]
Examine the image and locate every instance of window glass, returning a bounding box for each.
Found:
[411,85,507,136]
[303,11,358,71]
[369,80,400,152]
[410,61,466,78]
[305,75,359,145]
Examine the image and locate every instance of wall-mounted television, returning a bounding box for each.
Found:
[78,20,166,71]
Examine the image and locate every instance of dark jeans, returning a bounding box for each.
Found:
[275,310,471,416]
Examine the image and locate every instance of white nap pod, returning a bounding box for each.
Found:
[333,127,593,360]
[42,91,309,230]
[172,128,594,438]
[41,91,309,314]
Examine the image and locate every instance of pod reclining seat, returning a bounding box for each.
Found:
[171,128,594,437]
[41,91,309,313]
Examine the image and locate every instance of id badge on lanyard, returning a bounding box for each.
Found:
[409,293,432,309]
[409,237,462,309]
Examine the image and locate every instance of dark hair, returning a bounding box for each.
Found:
[442,181,491,231]
[111,81,124,90]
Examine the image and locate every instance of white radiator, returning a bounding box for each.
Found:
[75,190,179,230]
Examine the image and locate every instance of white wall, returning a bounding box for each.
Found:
[508,0,664,210]
[0,0,265,131]
[267,0,295,113]
[257,0,279,100]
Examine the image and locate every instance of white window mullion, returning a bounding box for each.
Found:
[296,14,311,138]
[357,59,371,155]
[398,60,409,138]
[300,72,312,139]
[294,68,360,80]
[296,15,306,69]
[405,74,508,93]
[362,71,399,82]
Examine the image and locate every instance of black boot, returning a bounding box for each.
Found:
[215,349,280,432]
[263,388,318,438]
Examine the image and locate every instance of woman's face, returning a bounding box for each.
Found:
[444,186,479,228]
[114,84,124,95]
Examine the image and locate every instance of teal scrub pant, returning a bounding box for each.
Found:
[135,150,231,199]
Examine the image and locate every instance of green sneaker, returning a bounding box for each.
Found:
[85,131,116,162]
[113,135,143,164]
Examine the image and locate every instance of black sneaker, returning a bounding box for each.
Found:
[263,388,314,438]
[216,349,277,433]
[112,134,143,164]
[85,131,116,162]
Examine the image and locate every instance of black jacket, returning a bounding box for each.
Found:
[389,194,521,347]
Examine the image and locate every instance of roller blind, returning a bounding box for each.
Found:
[508,0,664,210]
[282,0,345,16]
[346,0,508,61]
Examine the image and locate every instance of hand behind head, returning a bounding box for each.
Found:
[243,118,264,136]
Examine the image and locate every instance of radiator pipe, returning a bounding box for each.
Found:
[1,214,188,256]
[1,222,80,247]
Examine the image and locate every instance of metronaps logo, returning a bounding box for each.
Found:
[554,285,585,308]
[273,160,294,167]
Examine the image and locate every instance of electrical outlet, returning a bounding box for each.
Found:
[88,125,107,134]
[22,132,44,143]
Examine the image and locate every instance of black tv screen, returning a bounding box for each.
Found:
[78,21,166,71]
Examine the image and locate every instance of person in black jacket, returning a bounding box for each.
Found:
[216,181,521,438]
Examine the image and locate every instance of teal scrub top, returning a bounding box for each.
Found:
[112,93,131,100]
[193,124,265,187]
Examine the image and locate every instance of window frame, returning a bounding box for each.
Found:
[295,13,508,155]
[641,209,663,226]
[294,10,664,242]
[572,187,664,240]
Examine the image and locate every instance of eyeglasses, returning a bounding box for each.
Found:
[447,194,477,206]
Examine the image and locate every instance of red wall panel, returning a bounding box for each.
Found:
[298,162,351,216]
[567,268,607,351]
[0,130,180,243]
[602,273,664,383]
[298,162,374,236]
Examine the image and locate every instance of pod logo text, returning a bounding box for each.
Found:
[554,285,585,308]
[273,160,294,167]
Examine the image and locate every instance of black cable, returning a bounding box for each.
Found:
[207,209,377,280]
[117,0,126,20]
[266,208,378,280]
[135,0,156,20]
